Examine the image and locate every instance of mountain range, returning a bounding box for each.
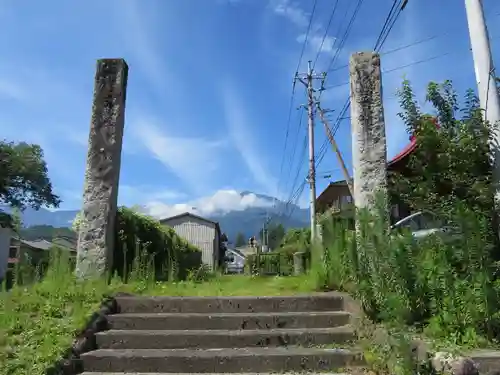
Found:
[1,192,310,242]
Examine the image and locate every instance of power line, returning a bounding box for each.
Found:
[274,0,319,214]
[326,0,366,73]
[315,1,407,170]
[328,11,500,74]
[308,0,367,176]
[295,0,318,74]
[373,0,400,51]
[283,110,306,200]
[324,34,500,91]
[312,0,340,70]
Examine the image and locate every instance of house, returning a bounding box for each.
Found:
[316,132,420,222]
[160,212,222,271]
[8,237,76,266]
[0,234,77,288]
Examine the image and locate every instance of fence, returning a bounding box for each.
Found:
[246,251,310,276]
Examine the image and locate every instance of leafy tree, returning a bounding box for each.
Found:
[235,232,246,247]
[0,141,60,211]
[390,79,493,221]
[281,227,311,247]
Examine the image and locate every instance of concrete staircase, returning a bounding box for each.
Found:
[80,293,362,374]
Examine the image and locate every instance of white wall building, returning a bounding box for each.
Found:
[160,212,221,271]
[0,226,11,281]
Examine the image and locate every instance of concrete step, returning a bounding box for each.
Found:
[469,349,500,374]
[107,311,351,331]
[81,347,362,373]
[115,294,344,314]
[96,326,355,349]
[80,374,351,375]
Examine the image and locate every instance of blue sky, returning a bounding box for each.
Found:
[0,0,498,218]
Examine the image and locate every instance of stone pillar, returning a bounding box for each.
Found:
[76,59,129,279]
[293,252,305,275]
[349,52,388,215]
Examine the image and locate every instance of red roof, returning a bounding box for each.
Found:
[388,118,440,167]
[388,134,417,167]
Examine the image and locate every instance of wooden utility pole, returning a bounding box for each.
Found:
[296,61,325,242]
[316,104,354,198]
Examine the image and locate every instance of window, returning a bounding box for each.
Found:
[399,216,421,232]
[395,212,442,232]
[419,212,442,230]
[9,246,18,258]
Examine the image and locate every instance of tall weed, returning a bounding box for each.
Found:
[317,201,500,346]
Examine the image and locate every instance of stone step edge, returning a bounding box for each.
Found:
[80,373,351,375]
[97,326,354,336]
[108,311,351,318]
[114,292,345,300]
[81,347,360,358]
[81,372,351,375]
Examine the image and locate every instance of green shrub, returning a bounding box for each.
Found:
[114,207,201,281]
[317,201,499,347]
[245,250,311,276]
[312,79,500,347]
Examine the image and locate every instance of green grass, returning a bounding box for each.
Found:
[143,273,317,296]
[0,255,318,375]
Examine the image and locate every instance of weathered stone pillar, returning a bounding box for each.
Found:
[76,59,129,279]
[349,52,388,215]
[293,251,305,275]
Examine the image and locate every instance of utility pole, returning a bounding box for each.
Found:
[316,103,354,198]
[297,61,325,242]
[465,0,500,236]
[465,0,500,126]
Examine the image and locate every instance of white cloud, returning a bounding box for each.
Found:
[298,34,337,55]
[270,0,309,27]
[132,116,227,192]
[221,84,277,194]
[144,189,273,219]
[270,0,337,59]
[117,0,178,98]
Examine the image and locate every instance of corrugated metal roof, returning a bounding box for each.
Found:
[19,239,76,252]
[160,212,218,226]
[160,212,221,236]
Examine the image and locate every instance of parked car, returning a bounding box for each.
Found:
[224,248,246,274]
[390,211,460,243]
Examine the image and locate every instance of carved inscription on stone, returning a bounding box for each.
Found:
[349,52,388,214]
[76,59,129,279]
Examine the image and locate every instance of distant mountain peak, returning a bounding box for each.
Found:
[240,191,277,203]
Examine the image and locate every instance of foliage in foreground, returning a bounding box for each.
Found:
[389,79,495,245]
[316,80,500,351]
